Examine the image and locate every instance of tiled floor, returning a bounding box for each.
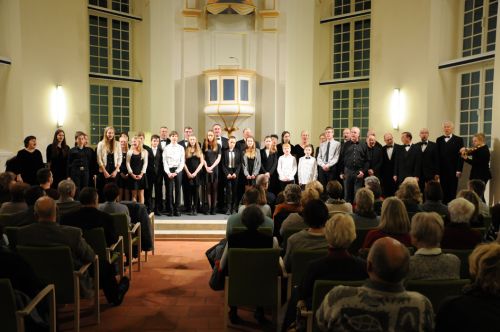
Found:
[70,241,278,332]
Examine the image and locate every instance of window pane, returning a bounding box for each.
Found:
[223,79,235,100]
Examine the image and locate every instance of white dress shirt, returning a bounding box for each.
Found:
[277,154,297,181]
[162,143,185,175]
[298,156,318,185]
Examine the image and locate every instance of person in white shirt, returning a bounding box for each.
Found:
[96,126,122,198]
[298,144,317,188]
[277,143,297,191]
[162,131,185,216]
[317,126,341,188]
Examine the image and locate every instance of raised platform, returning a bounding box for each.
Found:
[154,213,229,241]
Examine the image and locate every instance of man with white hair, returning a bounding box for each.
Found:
[339,127,368,203]
[441,197,482,249]
[381,132,399,197]
[436,121,464,203]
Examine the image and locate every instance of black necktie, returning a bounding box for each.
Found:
[325,141,330,163]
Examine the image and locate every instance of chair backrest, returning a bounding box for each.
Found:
[0,279,18,332]
[312,280,364,332]
[405,279,470,311]
[483,216,492,231]
[349,228,373,255]
[281,227,304,251]
[83,227,107,259]
[442,249,473,279]
[111,213,131,249]
[3,226,18,250]
[290,249,328,286]
[227,248,280,307]
[231,226,273,237]
[17,245,75,304]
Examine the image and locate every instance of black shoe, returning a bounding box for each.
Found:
[174,211,181,217]
[254,308,270,325]
[210,210,216,215]
[192,210,197,216]
[112,277,130,306]
[166,212,173,217]
[154,210,161,216]
[229,310,243,325]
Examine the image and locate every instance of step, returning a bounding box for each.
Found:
[153,216,228,240]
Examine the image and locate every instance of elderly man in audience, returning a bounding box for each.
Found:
[364,175,383,215]
[442,197,482,249]
[2,186,46,228]
[436,242,500,331]
[56,179,81,217]
[419,180,449,219]
[284,199,329,272]
[0,182,29,214]
[408,212,460,280]
[98,182,131,223]
[324,180,352,214]
[316,237,434,332]
[352,188,379,229]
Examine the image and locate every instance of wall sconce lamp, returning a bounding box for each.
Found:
[391,88,401,130]
[53,85,66,127]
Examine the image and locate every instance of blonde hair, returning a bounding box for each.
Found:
[245,136,257,159]
[204,130,218,152]
[468,242,500,296]
[101,126,116,153]
[305,180,324,195]
[379,197,410,234]
[355,188,375,216]
[264,136,277,154]
[474,132,486,144]
[410,212,444,247]
[300,187,320,207]
[396,181,422,204]
[186,136,203,159]
[325,213,356,249]
[132,136,143,154]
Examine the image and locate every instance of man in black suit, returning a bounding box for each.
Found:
[213,123,229,212]
[417,128,439,193]
[436,121,464,203]
[381,133,399,197]
[235,128,260,151]
[222,136,242,214]
[147,135,164,215]
[394,132,422,186]
[158,127,170,212]
[366,133,384,179]
[178,126,192,149]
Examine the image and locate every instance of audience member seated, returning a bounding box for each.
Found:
[1,186,46,229]
[256,174,276,213]
[36,168,59,200]
[325,180,352,214]
[316,237,434,331]
[436,242,500,331]
[364,176,383,215]
[17,196,129,306]
[226,196,274,237]
[237,186,272,217]
[419,180,449,220]
[352,188,379,229]
[227,205,273,325]
[0,171,16,204]
[119,200,154,252]
[280,186,320,235]
[362,197,412,249]
[99,183,131,223]
[305,180,324,197]
[457,189,484,227]
[284,199,329,272]
[56,179,81,217]
[0,182,29,214]
[441,198,482,250]
[273,184,302,237]
[408,212,460,280]
[60,187,116,246]
[484,203,500,242]
[396,180,423,218]
[468,179,489,215]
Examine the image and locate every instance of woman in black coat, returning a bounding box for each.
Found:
[16,135,44,185]
[260,136,279,195]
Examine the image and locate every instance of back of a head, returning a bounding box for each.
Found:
[364,176,382,199]
[326,180,343,200]
[284,184,301,204]
[58,179,76,199]
[410,212,444,248]
[457,189,480,217]
[303,199,329,228]
[355,188,375,215]
[396,181,422,204]
[241,204,265,230]
[25,186,46,206]
[305,181,324,195]
[448,197,475,224]
[468,179,486,198]
[0,172,16,191]
[243,187,260,205]
[300,187,320,207]
[9,182,29,202]
[103,183,120,202]
[424,180,443,202]
[36,168,52,185]
[325,213,356,249]
[380,197,410,234]
[368,237,410,283]
[468,242,500,296]
[79,187,98,206]
[255,174,268,188]
[34,196,57,222]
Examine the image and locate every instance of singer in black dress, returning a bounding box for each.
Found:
[184,136,204,215]
[46,129,69,188]
[16,136,44,185]
[126,136,148,204]
[203,130,221,215]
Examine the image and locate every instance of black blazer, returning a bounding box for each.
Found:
[464,145,491,183]
[60,207,117,246]
[147,147,164,177]
[436,135,464,175]
[236,139,260,152]
[366,144,384,178]
[227,229,273,249]
[381,144,399,196]
[216,137,229,151]
[177,139,190,149]
[260,149,278,175]
[418,141,439,181]
[222,149,242,177]
[394,144,422,181]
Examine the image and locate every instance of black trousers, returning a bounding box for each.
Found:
[343,168,363,203]
[184,182,200,212]
[70,168,89,197]
[167,168,183,212]
[318,165,336,188]
[226,176,238,210]
[147,172,163,212]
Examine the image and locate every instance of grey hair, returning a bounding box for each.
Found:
[364,176,380,187]
[448,198,475,224]
[58,179,76,198]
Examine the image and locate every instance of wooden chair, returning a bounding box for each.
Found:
[231,226,273,237]
[281,227,305,254]
[0,279,56,332]
[144,212,155,261]
[406,279,470,311]
[286,249,328,300]
[225,248,281,331]
[442,249,473,279]
[16,245,100,332]
[348,228,373,255]
[3,226,18,250]
[111,213,141,280]
[83,227,124,278]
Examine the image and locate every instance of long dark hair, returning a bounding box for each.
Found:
[51,129,68,158]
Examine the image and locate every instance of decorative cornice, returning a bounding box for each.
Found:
[182,9,202,17]
[259,9,279,17]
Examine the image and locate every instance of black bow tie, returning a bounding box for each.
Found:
[404,144,410,147]
[445,136,451,139]
[386,145,393,148]
[305,157,311,159]
[421,141,427,145]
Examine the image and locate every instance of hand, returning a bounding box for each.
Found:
[434,175,440,181]
[111,170,118,178]
[227,174,232,179]
[103,171,110,178]
[251,175,256,179]
[368,169,374,176]
[137,174,143,179]
[340,174,344,180]
[393,175,397,182]
[207,169,213,174]
[265,172,270,177]
[456,171,462,178]
[246,175,252,180]
[322,165,329,171]
[169,173,175,179]
[357,171,364,179]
